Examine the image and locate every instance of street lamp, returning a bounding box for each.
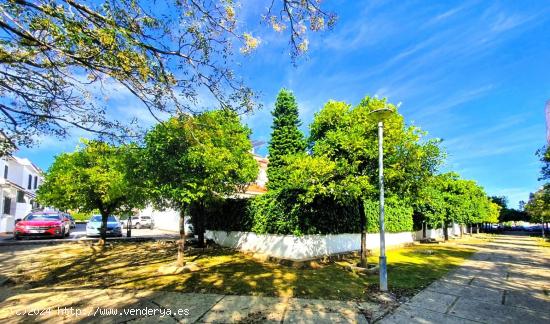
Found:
[368,106,394,292]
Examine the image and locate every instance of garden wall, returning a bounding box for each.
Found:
[205,230,415,261]
[414,223,461,240]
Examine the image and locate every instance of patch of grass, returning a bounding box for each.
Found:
[354,244,474,295]
[537,237,550,248]
[4,240,476,301]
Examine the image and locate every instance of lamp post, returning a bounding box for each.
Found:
[369,107,394,292]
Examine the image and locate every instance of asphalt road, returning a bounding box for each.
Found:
[0,223,178,243]
[69,223,178,239]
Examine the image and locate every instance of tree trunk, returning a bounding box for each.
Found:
[197,201,205,248]
[98,210,109,246]
[469,224,473,235]
[443,221,449,241]
[176,209,186,267]
[476,223,480,234]
[359,200,367,268]
[542,222,546,239]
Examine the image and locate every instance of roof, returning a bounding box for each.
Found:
[245,183,267,194]
[252,154,269,164]
[12,156,43,174]
[3,155,43,174]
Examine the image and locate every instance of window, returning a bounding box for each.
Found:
[3,165,7,179]
[27,174,32,189]
[25,214,61,221]
[33,176,38,189]
[16,190,25,203]
[3,197,11,215]
[90,215,117,222]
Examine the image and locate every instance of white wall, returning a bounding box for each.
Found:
[414,223,462,240]
[205,230,415,261]
[15,202,32,219]
[139,206,181,232]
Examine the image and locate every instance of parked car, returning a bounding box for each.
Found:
[66,214,76,229]
[121,215,154,229]
[14,212,71,240]
[86,215,123,237]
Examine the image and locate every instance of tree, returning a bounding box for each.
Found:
[305,96,443,266]
[309,97,443,203]
[490,195,528,223]
[267,89,307,190]
[414,174,449,239]
[140,110,258,266]
[490,196,508,209]
[415,173,498,238]
[0,0,335,154]
[525,185,550,237]
[36,140,144,245]
[538,146,550,181]
[518,200,526,211]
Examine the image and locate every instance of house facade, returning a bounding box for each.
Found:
[0,156,43,233]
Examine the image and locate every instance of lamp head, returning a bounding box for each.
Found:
[368,106,395,120]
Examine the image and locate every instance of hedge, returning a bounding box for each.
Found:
[250,190,360,235]
[363,197,414,233]
[195,191,414,235]
[195,198,253,232]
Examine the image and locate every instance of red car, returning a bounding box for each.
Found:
[14,212,72,240]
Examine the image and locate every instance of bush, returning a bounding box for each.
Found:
[70,210,95,221]
[191,198,253,232]
[200,192,413,235]
[250,190,360,235]
[363,197,414,233]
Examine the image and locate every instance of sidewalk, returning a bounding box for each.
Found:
[0,287,389,323]
[380,235,550,323]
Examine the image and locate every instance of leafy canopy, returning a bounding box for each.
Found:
[140,110,258,209]
[307,97,444,203]
[525,185,550,223]
[36,140,144,216]
[0,0,335,154]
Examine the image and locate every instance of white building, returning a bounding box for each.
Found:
[0,156,43,233]
[142,154,269,232]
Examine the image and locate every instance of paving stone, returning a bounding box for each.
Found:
[148,291,223,323]
[382,235,550,324]
[425,279,465,294]
[199,295,287,323]
[380,305,478,324]
[405,290,458,313]
[504,290,550,313]
[127,315,178,323]
[457,285,503,304]
[283,310,367,324]
[468,277,508,290]
[286,298,359,314]
[450,293,550,324]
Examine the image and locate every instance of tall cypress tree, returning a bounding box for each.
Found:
[267,89,306,189]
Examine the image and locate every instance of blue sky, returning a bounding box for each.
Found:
[18,0,549,208]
